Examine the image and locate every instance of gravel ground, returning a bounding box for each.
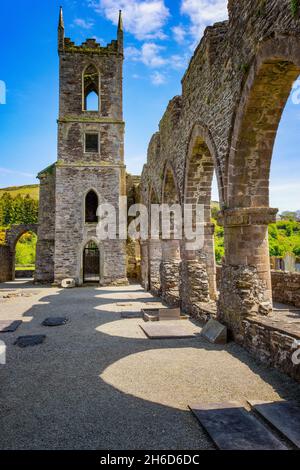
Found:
[0,281,299,450]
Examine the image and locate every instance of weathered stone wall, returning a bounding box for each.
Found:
[241,318,300,382]
[36,14,127,286]
[140,0,300,381]
[0,245,12,283]
[35,169,56,283]
[272,271,300,307]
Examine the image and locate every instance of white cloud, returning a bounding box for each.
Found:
[125,43,166,68]
[0,168,35,178]
[89,0,170,40]
[151,71,167,86]
[73,18,95,29]
[180,0,228,47]
[172,25,186,44]
[125,45,187,70]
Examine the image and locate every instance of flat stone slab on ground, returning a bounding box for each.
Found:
[14,335,46,348]
[248,400,300,448]
[189,402,287,450]
[159,308,181,321]
[121,312,142,319]
[201,319,227,345]
[42,317,69,327]
[0,320,22,333]
[140,323,196,339]
[142,308,189,322]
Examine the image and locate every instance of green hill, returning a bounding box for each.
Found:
[0,184,39,200]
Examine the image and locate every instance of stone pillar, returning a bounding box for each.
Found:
[149,239,162,296]
[218,207,277,339]
[203,222,217,301]
[140,241,150,291]
[160,239,181,306]
[180,245,210,315]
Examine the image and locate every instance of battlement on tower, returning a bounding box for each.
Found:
[63,37,120,55]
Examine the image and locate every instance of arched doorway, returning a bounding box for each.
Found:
[15,231,37,279]
[83,241,100,283]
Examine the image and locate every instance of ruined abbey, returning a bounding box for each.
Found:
[0,0,300,385]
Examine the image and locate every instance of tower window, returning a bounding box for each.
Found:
[83,65,100,112]
[85,133,99,153]
[85,190,98,223]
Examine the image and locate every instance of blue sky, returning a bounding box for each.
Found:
[0,0,299,212]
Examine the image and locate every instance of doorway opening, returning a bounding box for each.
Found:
[83,241,100,283]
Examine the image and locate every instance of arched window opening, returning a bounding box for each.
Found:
[86,91,99,112]
[85,190,98,223]
[83,65,99,112]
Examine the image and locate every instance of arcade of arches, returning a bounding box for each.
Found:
[140,1,300,382]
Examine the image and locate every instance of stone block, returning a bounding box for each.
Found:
[159,308,181,321]
[201,319,227,345]
[61,278,76,289]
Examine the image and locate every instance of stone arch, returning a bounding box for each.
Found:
[5,224,38,250]
[181,123,220,311]
[219,36,300,334]
[4,224,38,281]
[227,36,300,208]
[83,64,100,112]
[84,189,99,223]
[185,122,224,208]
[162,163,180,204]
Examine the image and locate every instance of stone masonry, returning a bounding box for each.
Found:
[140,0,300,381]
[35,8,127,286]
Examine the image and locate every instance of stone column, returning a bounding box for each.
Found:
[160,238,181,307]
[180,245,210,315]
[217,207,277,339]
[140,241,150,291]
[203,222,217,301]
[149,239,162,296]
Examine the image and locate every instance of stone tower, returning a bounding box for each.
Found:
[35,8,127,286]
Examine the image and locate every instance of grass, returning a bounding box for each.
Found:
[15,266,35,271]
[0,184,39,201]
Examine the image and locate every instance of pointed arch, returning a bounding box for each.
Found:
[162,163,180,204]
[83,64,100,112]
[227,36,300,208]
[85,190,99,223]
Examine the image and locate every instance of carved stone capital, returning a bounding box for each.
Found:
[218,207,278,227]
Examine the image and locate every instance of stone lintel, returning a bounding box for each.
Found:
[218,207,278,227]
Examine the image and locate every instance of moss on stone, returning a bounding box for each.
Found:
[291,0,299,17]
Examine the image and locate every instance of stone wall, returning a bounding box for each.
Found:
[139,0,300,381]
[241,317,300,382]
[0,245,12,283]
[272,271,300,307]
[36,14,127,286]
[35,168,56,283]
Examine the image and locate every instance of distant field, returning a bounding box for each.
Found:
[0,184,39,200]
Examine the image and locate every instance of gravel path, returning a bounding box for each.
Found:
[0,281,299,450]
